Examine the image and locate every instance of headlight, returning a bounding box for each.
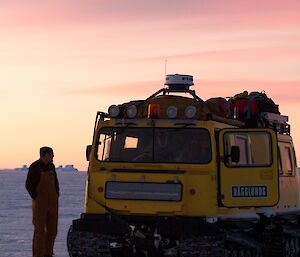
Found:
[126,105,137,118]
[166,106,178,118]
[185,105,197,118]
[108,105,120,118]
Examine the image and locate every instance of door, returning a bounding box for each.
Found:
[218,128,279,207]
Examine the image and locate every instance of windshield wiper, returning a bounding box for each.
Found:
[173,122,196,130]
[102,123,136,143]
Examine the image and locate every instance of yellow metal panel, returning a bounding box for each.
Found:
[218,128,279,207]
[86,162,219,215]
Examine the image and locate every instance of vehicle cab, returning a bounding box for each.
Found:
[68,74,300,257]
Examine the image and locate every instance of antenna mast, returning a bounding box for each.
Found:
[164,59,167,76]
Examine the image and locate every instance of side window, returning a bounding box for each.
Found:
[224,131,272,167]
[284,146,293,175]
[235,135,250,165]
[97,132,114,161]
[278,147,283,175]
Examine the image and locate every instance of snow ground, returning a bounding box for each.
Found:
[0,171,86,257]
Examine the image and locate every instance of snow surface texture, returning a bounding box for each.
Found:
[0,171,86,257]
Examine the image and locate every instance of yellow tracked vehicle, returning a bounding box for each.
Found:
[67,74,299,257]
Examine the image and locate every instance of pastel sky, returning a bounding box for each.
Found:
[0,0,299,170]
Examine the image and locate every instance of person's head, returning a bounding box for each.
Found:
[40,146,54,164]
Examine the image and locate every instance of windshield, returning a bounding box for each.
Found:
[97,127,211,164]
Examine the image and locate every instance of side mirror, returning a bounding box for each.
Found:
[230,145,240,163]
[86,145,92,161]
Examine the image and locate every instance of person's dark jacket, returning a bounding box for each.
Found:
[25,159,60,199]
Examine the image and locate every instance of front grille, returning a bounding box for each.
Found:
[105,182,182,201]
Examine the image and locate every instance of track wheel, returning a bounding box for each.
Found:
[284,236,299,257]
[243,248,252,257]
[252,250,263,257]
[229,248,238,257]
[229,247,261,257]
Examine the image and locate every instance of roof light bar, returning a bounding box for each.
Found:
[185,105,197,118]
[147,103,160,119]
[108,105,120,118]
[166,106,178,118]
[126,105,137,118]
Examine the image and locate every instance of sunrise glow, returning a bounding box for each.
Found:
[0,0,299,170]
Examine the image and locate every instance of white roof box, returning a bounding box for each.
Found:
[260,112,290,134]
[165,74,194,86]
[261,112,288,124]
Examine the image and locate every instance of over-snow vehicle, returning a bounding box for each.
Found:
[67,74,300,257]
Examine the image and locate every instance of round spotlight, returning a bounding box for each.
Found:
[126,105,137,118]
[185,105,197,118]
[108,105,120,118]
[166,106,178,118]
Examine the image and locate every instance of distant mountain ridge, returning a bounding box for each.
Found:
[6,164,79,172]
[56,165,78,172]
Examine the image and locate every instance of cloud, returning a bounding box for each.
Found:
[57,79,300,105]
[132,46,300,63]
[0,0,299,30]
[57,80,161,98]
[198,80,300,105]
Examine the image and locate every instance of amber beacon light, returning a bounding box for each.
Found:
[148,103,161,119]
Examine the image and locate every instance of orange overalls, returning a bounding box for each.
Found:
[32,170,58,257]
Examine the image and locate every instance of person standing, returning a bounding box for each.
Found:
[26,146,59,257]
